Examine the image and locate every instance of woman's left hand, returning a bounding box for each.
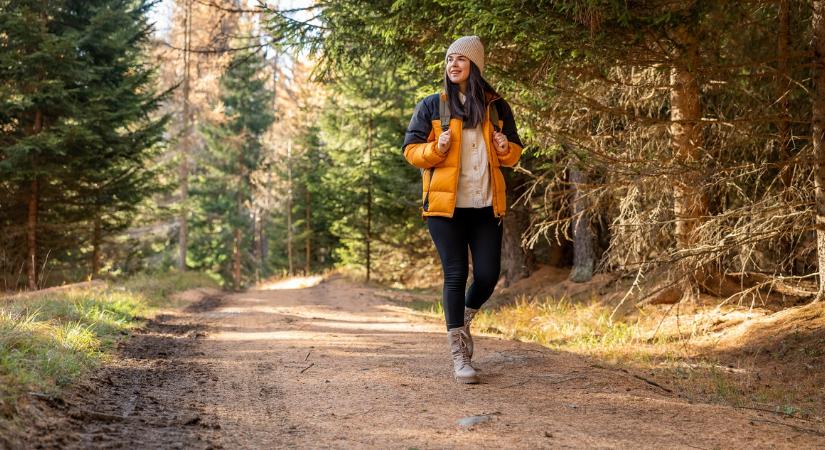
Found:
[493,131,509,155]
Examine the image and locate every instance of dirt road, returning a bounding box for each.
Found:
[24,275,825,449]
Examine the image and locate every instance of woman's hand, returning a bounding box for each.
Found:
[493,131,509,155]
[436,130,451,155]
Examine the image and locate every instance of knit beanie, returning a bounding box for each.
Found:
[445,35,485,74]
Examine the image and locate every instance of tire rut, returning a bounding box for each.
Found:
[22,295,226,449]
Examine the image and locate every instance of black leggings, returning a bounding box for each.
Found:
[427,206,503,330]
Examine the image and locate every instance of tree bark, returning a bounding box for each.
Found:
[813,0,825,301]
[261,186,269,276]
[287,139,293,275]
[366,117,373,283]
[777,0,792,186]
[233,228,241,290]
[568,166,595,283]
[26,177,38,290]
[501,171,535,286]
[178,0,193,272]
[26,109,43,291]
[669,17,709,295]
[305,187,311,275]
[253,212,262,282]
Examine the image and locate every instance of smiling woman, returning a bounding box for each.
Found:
[401,35,524,384]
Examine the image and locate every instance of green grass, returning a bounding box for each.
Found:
[0,271,217,417]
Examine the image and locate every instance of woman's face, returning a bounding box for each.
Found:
[446,53,470,85]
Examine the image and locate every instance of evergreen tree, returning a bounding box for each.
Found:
[190,47,274,289]
[0,0,167,287]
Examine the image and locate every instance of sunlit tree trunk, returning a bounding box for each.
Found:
[254,212,261,282]
[669,16,708,295]
[287,139,293,275]
[178,0,193,272]
[365,117,372,283]
[305,188,311,274]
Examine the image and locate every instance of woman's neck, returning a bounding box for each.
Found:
[458,82,467,94]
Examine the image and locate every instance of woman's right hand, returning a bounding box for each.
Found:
[436,130,451,155]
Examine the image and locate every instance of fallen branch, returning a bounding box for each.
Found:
[632,374,673,393]
[749,419,825,437]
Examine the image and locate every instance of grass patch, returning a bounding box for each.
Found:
[0,271,217,417]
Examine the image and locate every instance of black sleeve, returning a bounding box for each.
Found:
[498,99,523,148]
[402,96,434,152]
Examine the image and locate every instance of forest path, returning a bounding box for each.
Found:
[29,275,825,449]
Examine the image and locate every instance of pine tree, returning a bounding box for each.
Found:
[190,47,274,289]
[0,0,167,287]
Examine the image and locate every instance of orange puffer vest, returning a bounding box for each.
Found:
[402,92,523,218]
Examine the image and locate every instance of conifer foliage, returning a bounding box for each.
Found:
[189,48,274,289]
[263,1,825,302]
[0,0,167,288]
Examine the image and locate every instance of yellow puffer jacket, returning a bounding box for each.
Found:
[402,92,523,218]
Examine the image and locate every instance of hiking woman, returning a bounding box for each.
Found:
[401,36,524,384]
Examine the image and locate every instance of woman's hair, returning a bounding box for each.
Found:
[443,61,500,129]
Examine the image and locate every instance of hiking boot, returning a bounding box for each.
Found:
[464,306,479,360]
[447,326,479,384]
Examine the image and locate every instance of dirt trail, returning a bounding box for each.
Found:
[23,275,825,449]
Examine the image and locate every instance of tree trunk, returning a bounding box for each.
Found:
[501,171,535,286]
[233,228,241,290]
[287,139,293,275]
[26,177,38,290]
[366,117,373,283]
[777,0,792,186]
[261,164,272,279]
[813,0,825,301]
[669,17,708,295]
[253,212,261,282]
[178,0,193,272]
[91,213,102,277]
[305,188,311,275]
[568,166,594,283]
[26,109,43,291]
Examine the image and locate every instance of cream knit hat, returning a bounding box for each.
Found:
[445,35,485,74]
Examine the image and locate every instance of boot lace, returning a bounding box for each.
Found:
[457,330,471,365]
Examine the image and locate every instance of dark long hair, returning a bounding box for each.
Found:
[443,61,500,129]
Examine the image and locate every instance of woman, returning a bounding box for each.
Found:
[402,36,524,384]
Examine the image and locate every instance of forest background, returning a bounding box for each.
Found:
[5,0,825,301]
[3,0,825,417]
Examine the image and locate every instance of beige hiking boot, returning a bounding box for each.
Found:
[447,326,479,384]
[464,306,479,360]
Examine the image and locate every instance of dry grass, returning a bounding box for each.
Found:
[400,290,825,421]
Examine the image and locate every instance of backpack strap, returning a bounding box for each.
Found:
[489,100,501,133]
[439,93,450,131]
